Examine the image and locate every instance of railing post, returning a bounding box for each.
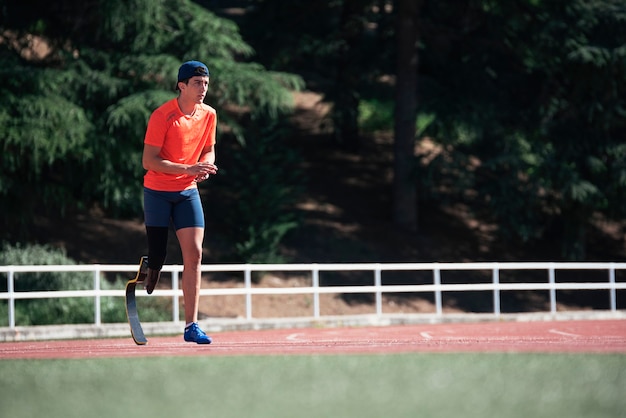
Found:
[433,266,442,316]
[172,270,180,322]
[492,264,500,317]
[245,266,252,320]
[312,266,320,318]
[94,267,101,326]
[8,270,15,329]
[375,265,382,317]
[549,264,556,315]
[609,264,616,312]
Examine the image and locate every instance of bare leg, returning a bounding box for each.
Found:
[175,226,204,324]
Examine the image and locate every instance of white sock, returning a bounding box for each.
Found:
[185,322,195,329]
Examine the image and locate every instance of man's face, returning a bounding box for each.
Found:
[181,75,209,103]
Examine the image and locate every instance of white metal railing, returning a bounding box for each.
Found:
[1,262,625,329]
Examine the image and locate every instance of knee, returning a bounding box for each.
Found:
[184,247,203,267]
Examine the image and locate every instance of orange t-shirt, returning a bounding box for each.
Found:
[143,98,217,191]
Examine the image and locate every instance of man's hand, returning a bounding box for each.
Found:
[193,162,218,182]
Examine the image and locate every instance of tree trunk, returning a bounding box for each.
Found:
[333,0,366,153]
[393,0,420,231]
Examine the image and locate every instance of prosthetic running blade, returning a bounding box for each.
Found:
[125,256,148,345]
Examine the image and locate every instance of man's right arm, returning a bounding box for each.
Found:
[142,144,215,177]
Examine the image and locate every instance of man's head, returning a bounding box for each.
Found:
[175,60,210,92]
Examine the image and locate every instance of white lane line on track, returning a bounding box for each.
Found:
[420,332,433,340]
[286,333,304,341]
[548,329,580,338]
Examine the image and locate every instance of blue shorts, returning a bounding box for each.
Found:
[143,187,205,230]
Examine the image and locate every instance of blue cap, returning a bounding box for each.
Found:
[177,60,209,82]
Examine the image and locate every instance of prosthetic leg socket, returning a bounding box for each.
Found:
[145,268,162,295]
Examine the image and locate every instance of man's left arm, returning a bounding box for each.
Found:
[199,144,216,164]
[196,144,217,182]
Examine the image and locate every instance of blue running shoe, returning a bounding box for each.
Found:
[184,323,212,344]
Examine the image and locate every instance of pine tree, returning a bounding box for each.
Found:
[0,0,304,244]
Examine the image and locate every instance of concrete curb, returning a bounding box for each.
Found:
[1,310,625,342]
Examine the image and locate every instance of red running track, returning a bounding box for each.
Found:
[1,319,625,359]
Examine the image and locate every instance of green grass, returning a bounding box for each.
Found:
[1,353,624,418]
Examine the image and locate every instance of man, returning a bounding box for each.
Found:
[141,60,218,344]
